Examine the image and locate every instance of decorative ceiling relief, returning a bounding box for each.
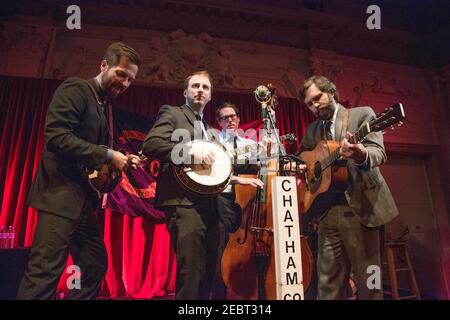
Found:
[50,45,92,80]
[308,55,342,84]
[0,23,50,59]
[353,74,411,107]
[143,30,237,88]
[0,22,52,74]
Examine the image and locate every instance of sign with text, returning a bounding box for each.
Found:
[271,176,304,300]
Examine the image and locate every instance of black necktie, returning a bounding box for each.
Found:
[195,114,208,140]
[195,113,207,126]
[324,120,333,140]
[232,135,238,163]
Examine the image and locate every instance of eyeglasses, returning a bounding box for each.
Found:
[219,114,238,121]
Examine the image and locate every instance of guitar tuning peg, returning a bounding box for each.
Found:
[382,131,386,135]
[390,125,395,130]
[398,121,403,126]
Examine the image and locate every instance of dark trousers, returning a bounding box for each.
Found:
[17,199,108,300]
[165,197,220,300]
[317,205,384,300]
[211,193,242,300]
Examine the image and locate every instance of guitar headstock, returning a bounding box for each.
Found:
[280,133,297,144]
[369,103,405,133]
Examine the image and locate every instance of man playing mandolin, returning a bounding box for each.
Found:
[18,42,141,299]
[287,75,399,299]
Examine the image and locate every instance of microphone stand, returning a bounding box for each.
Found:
[259,99,287,177]
[264,104,286,157]
[254,96,286,300]
[261,99,303,176]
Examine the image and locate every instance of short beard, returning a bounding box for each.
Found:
[99,69,116,100]
[317,98,337,121]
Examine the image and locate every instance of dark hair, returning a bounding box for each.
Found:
[184,70,213,91]
[103,42,141,67]
[299,75,339,102]
[216,102,240,120]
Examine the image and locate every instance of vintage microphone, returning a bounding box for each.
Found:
[254,85,272,122]
[254,85,271,103]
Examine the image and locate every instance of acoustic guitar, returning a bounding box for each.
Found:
[297,103,405,214]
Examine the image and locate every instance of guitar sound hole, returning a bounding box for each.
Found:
[314,161,322,180]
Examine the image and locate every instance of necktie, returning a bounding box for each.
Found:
[324,120,333,141]
[232,135,238,163]
[195,114,208,140]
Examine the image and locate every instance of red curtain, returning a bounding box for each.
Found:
[0,75,313,298]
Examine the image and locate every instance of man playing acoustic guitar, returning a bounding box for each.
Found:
[288,75,399,300]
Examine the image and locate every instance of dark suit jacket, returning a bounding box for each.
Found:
[299,104,399,227]
[28,77,110,220]
[142,104,217,208]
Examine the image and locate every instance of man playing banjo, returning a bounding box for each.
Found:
[143,71,214,299]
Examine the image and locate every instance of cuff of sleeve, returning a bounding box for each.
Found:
[106,149,114,163]
[355,150,369,167]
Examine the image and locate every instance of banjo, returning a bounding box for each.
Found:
[172,134,296,196]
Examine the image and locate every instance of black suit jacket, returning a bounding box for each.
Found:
[142,104,217,209]
[299,104,399,227]
[28,77,110,220]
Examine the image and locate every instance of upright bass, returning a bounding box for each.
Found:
[221,84,314,299]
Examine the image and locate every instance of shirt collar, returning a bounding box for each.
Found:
[220,130,243,142]
[92,78,107,104]
[322,103,339,126]
[185,104,203,120]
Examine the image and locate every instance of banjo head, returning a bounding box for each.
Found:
[174,140,233,195]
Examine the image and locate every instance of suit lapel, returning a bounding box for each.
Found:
[180,104,204,140]
[180,104,197,127]
[86,78,104,118]
[311,119,323,143]
[86,78,109,145]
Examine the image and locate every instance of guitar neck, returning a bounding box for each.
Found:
[348,123,370,145]
[323,123,371,168]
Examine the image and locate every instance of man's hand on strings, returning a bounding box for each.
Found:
[126,154,142,169]
[112,151,129,171]
[340,132,367,162]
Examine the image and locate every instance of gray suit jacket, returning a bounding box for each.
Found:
[142,104,217,208]
[299,104,399,227]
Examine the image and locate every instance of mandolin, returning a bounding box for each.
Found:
[83,152,145,198]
